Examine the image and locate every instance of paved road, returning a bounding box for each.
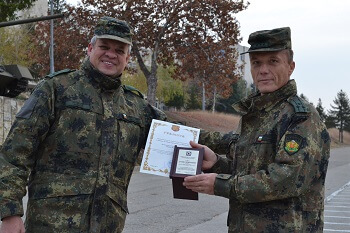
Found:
[323,147,350,233]
[1,147,350,232]
[123,147,350,233]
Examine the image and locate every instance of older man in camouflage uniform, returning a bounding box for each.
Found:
[184,27,330,232]
[0,16,167,233]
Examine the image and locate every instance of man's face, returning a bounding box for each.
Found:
[88,38,130,77]
[249,50,295,94]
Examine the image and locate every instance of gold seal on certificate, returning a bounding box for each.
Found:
[170,146,204,200]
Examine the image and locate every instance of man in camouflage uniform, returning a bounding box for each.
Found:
[184,27,330,232]
[0,16,167,233]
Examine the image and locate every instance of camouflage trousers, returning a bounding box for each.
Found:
[25,194,127,233]
[227,209,324,233]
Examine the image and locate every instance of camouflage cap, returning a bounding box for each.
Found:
[241,27,291,54]
[94,16,133,45]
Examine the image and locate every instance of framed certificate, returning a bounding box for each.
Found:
[170,146,204,178]
[170,146,204,200]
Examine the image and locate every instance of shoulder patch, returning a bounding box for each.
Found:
[45,69,74,79]
[123,85,144,98]
[284,134,304,155]
[287,95,309,113]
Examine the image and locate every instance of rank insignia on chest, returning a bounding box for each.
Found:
[284,134,304,155]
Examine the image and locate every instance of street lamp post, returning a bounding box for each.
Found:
[49,0,55,74]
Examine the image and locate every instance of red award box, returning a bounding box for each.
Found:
[170,145,204,200]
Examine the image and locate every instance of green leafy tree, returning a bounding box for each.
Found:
[158,66,185,108]
[216,78,248,114]
[122,70,148,95]
[0,26,36,67]
[165,92,184,110]
[0,0,37,21]
[316,98,327,122]
[328,90,350,143]
[123,65,186,109]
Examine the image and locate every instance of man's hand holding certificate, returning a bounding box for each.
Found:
[140,119,200,177]
[140,119,203,200]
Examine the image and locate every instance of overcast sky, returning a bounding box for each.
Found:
[67,0,348,111]
[236,0,350,111]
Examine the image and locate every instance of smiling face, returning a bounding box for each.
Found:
[249,50,295,95]
[87,38,130,77]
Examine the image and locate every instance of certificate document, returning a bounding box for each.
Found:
[140,119,200,177]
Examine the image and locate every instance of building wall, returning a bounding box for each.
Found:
[16,0,48,18]
[235,44,253,87]
[0,97,24,144]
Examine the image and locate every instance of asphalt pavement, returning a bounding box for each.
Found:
[123,146,350,233]
[1,147,350,232]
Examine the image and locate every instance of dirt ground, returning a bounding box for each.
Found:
[165,110,240,133]
[328,127,350,148]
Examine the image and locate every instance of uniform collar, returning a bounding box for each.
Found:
[81,57,122,91]
[233,79,297,114]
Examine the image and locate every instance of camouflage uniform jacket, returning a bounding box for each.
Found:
[0,59,166,232]
[207,80,330,233]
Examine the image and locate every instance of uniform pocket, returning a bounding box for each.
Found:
[25,194,91,233]
[27,175,95,232]
[28,174,95,199]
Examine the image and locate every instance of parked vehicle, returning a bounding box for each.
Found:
[0,13,64,97]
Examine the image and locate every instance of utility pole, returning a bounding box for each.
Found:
[202,82,206,111]
[49,0,55,74]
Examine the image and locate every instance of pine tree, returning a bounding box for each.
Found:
[300,93,314,106]
[316,98,327,122]
[186,83,201,110]
[300,93,308,101]
[328,90,350,143]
